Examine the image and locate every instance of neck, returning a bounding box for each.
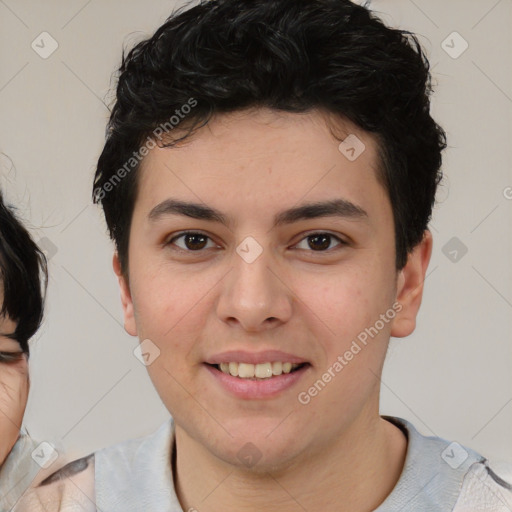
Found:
[173,412,407,512]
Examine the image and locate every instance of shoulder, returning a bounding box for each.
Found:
[18,420,176,511]
[452,459,512,511]
[14,454,96,512]
[94,420,178,510]
[380,416,512,511]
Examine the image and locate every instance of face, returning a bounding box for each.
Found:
[116,108,431,472]
[0,306,28,467]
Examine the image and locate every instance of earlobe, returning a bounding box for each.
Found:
[112,253,138,337]
[390,230,433,338]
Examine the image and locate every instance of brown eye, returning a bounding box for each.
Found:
[295,232,346,252]
[167,231,216,252]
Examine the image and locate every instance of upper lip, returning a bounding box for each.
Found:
[205,350,308,365]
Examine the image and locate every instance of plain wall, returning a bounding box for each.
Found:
[0,0,511,465]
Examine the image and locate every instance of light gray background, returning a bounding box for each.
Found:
[0,0,511,465]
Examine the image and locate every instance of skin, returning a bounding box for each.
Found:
[114,107,433,511]
[0,310,29,468]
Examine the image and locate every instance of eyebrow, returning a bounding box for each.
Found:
[148,198,368,228]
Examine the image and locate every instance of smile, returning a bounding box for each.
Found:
[215,361,303,379]
[204,362,311,399]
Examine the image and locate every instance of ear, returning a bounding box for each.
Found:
[112,253,138,337]
[390,229,433,338]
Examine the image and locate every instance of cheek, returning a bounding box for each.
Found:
[0,366,29,463]
[131,262,192,335]
[130,265,213,365]
[0,363,29,408]
[300,266,385,338]
[296,265,395,396]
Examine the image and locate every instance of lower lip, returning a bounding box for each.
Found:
[204,364,310,400]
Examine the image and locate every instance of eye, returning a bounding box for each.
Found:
[294,232,347,253]
[166,231,218,252]
[0,351,25,364]
[165,231,348,255]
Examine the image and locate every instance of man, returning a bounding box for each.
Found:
[0,189,47,511]
[20,0,512,510]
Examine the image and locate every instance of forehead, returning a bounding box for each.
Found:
[134,108,389,225]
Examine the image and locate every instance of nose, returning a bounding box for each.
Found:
[216,242,293,333]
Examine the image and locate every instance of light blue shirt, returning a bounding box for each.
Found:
[93,415,512,511]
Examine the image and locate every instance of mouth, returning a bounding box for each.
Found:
[206,361,309,380]
[203,350,311,399]
[203,360,311,399]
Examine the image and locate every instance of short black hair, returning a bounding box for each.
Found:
[0,192,47,354]
[93,0,446,274]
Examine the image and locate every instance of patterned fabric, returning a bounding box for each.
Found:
[0,433,43,511]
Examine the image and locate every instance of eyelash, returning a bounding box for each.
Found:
[165,231,348,255]
[0,351,24,364]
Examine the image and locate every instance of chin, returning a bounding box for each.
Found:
[210,426,307,474]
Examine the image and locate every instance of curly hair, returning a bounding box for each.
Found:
[0,192,47,354]
[93,0,446,274]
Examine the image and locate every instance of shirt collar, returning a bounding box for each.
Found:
[95,415,485,512]
[375,415,484,511]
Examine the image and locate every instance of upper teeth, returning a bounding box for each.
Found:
[218,362,300,378]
